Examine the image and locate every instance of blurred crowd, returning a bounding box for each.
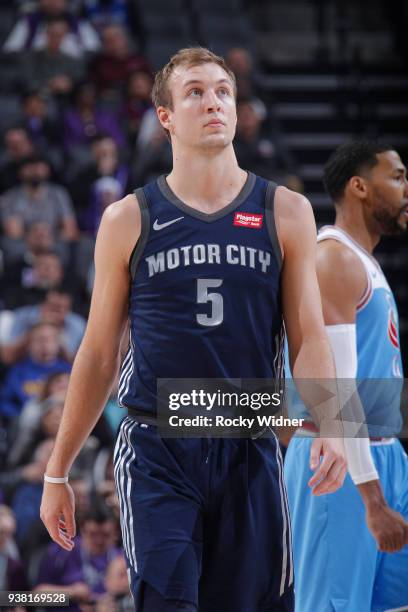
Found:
[0,1,300,608]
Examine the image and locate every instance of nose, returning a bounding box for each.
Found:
[204,88,221,113]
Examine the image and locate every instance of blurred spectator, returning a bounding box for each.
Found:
[226,47,264,104]
[0,155,78,243]
[1,288,86,365]
[226,47,252,80]
[82,0,132,31]
[11,438,55,546]
[70,476,91,517]
[20,90,63,170]
[90,24,150,97]
[0,505,27,590]
[35,502,121,611]
[3,0,100,58]
[132,110,172,186]
[3,250,65,309]
[0,127,34,193]
[63,82,125,158]
[0,322,70,420]
[96,554,133,612]
[21,16,86,96]
[0,505,19,560]
[124,70,153,141]
[0,221,69,284]
[234,99,300,187]
[7,393,65,472]
[8,371,70,468]
[94,456,119,520]
[226,47,270,131]
[71,135,129,234]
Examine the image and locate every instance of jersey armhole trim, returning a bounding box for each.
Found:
[265,181,283,271]
[129,187,150,280]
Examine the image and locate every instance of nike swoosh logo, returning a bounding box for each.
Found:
[153,216,184,231]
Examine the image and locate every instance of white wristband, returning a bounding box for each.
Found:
[44,474,69,484]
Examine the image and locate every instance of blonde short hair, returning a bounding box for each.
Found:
[152,46,237,110]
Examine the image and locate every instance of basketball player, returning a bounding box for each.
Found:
[284,141,408,612]
[40,48,347,612]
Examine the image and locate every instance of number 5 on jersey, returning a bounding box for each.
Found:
[196,279,224,327]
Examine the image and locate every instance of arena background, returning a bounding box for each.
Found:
[0,0,407,605]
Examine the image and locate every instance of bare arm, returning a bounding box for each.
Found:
[279,193,336,380]
[276,187,347,495]
[40,194,140,549]
[317,239,408,552]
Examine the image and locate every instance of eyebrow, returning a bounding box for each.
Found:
[182,78,232,88]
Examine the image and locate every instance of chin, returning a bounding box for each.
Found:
[200,134,230,149]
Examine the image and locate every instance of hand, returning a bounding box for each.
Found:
[308,437,347,495]
[40,482,76,551]
[366,504,408,553]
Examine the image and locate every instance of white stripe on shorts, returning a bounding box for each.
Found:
[114,418,138,571]
[123,419,138,571]
[276,438,294,587]
[113,419,132,563]
[273,430,291,595]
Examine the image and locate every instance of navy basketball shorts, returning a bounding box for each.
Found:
[113,416,294,612]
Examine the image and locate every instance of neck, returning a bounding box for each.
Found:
[334,200,380,253]
[166,144,247,212]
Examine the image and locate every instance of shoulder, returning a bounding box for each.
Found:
[317,239,366,286]
[95,193,140,265]
[101,193,140,229]
[317,237,363,269]
[272,187,316,258]
[316,239,366,307]
[274,186,313,221]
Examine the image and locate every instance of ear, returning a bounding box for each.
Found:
[157,106,172,133]
[348,175,369,200]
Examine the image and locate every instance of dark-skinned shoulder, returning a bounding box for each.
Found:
[317,239,367,324]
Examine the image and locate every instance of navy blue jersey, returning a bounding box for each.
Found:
[118,172,284,414]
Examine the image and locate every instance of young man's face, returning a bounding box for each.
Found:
[161,62,237,151]
[368,150,408,235]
